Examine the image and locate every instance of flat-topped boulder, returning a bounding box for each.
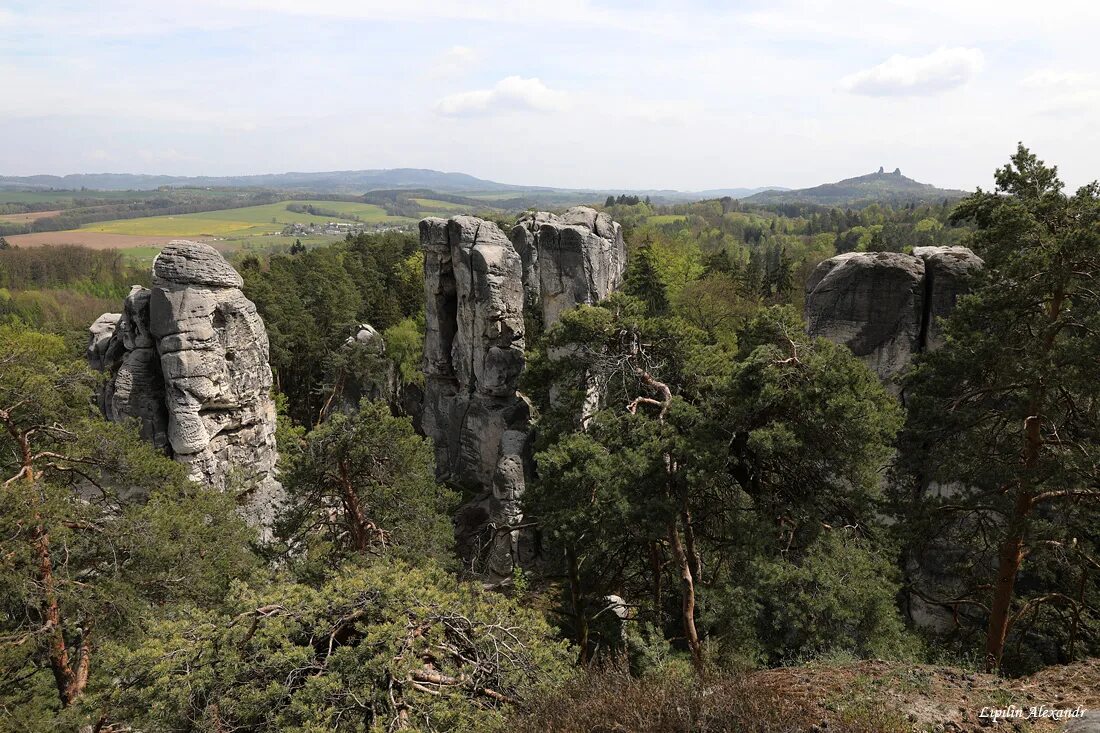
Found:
[805,246,981,388]
[152,240,244,288]
[806,251,926,386]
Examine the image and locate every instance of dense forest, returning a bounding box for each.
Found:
[1,147,1098,731]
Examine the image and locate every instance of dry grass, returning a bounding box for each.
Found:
[506,659,1100,733]
[508,665,908,733]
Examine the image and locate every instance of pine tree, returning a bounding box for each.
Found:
[623,245,669,316]
[902,145,1100,672]
[0,325,255,718]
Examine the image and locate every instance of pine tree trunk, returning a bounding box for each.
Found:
[566,546,589,664]
[984,505,1027,671]
[984,285,1063,672]
[668,519,703,673]
[985,412,1042,671]
[337,459,370,552]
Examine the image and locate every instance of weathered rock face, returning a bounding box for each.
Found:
[913,246,984,350]
[421,207,626,578]
[512,207,626,334]
[420,215,530,577]
[805,246,982,388]
[89,241,281,527]
[88,288,170,452]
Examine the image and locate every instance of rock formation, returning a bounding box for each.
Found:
[420,207,626,578]
[805,245,983,631]
[511,206,627,333]
[805,246,982,389]
[322,323,400,418]
[912,246,984,350]
[88,241,281,527]
[89,289,171,452]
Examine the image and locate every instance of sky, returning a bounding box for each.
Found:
[1,0,1098,191]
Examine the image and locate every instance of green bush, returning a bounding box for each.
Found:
[101,560,574,732]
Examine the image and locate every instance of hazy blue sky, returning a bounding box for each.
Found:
[2,0,1098,190]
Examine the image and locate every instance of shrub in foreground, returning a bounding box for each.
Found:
[101,560,573,732]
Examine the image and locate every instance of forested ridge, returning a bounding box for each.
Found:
[1,147,1098,732]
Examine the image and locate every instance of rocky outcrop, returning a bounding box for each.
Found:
[805,246,982,388]
[913,246,984,350]
[88,288,170,452]
[421,207,626,579]
[89,241,281,527]
[420,215,530,578]
[512,207,626,335]
[323,323,400,418]
[805,246,983,632]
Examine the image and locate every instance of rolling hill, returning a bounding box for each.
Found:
[744,168,967,207]
[0,167,965,207]
[0,169,526,194]
[0,169,786,203]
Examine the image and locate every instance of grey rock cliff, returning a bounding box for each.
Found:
[805,246,982,387]
[89,241,281,528]
[805,245,983,631]
[89,287,170,451]
[912,246,984,350]
[512,207,626,334]
[421,207,626,578]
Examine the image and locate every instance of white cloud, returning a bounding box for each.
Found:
[426,45,479,79]
[1033,90,1100,116]
[1020,70,1096,89]
[4,1,1100,189]
[839,47,984,96]
[435,76,569,116]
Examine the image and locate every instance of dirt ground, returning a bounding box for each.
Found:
[753,658,1100,732]
[3,231,205,249]
[0,209,62,224]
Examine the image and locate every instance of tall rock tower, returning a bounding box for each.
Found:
[804,244,983,629]
[88,241,282,527]
[420,207,626,579]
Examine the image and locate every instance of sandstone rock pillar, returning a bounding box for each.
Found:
[421,207,626,580]
[89,240,282,528]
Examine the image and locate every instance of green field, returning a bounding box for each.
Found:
[411,197,474,213]
[117,233,346,266]
[458,191,519,201]
[295,200,413,223]
[80,200,415,238]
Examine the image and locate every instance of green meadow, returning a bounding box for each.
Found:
[80,200,416,238]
